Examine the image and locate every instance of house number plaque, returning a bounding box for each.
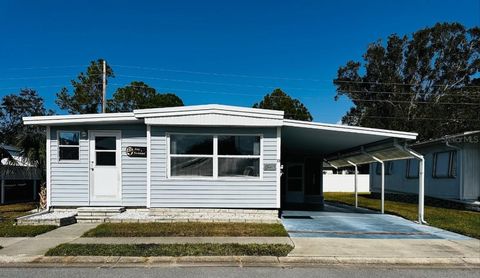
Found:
[126,146,147,158]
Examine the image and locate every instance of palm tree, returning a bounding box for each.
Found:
[16,128,46,181]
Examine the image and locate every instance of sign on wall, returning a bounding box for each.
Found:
[264,163,277,171]
[126,146,147,158]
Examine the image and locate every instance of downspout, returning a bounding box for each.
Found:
[394,142,427,224]
[347,161,358,208]
[445,137,463,201]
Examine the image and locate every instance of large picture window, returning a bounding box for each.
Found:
[58,131,80,160]
[433,151,456,178]
[169,134,261,178]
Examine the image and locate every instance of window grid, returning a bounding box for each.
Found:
[58,131,80,161]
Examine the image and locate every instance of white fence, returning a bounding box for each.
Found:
[323,174,370,192]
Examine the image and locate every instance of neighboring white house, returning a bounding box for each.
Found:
[23,104,418,219]
[370,131,480,201]
[0,145,41,204]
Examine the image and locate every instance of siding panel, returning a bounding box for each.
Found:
[150,126,279,208]
[50,124,147,207]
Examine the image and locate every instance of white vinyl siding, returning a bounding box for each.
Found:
[150,126,278,208]
[49,124,147,207]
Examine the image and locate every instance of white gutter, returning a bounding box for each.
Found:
[394,142,427,224]
[444,137,463,201]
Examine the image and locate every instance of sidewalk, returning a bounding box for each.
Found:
[0,223,98,256]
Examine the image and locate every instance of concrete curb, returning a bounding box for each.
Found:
[0,255,479,268]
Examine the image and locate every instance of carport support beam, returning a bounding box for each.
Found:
[369,155,385,214]
[396,143,426,224]
[347,161,358,208]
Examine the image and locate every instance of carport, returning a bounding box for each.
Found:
[281,120,426,224]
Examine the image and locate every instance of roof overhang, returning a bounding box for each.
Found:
[23,112,139,126]
[23,105,285,127]
[281,119,417,156]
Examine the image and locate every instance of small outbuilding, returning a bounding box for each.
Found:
[24,104,420,221]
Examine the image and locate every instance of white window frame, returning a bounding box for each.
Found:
[57,130,80,162]
[166,132,263,180]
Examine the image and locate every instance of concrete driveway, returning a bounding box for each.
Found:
[281,203,480,258]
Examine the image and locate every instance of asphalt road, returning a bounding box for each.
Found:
[0,267,478,278]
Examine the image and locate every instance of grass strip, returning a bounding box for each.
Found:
[324,192,480,239]
[83,222,288,237]
[0,202,56,237]
[46,243,293,257]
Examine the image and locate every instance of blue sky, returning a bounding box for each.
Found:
[0,0,478,123]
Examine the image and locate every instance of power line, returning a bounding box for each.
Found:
[111,64,480,88]
[108,82,480,105]
[0,73,103,81]
[111,64,326,82]
[0,65,89,71]
[342,115,480,122]
[114,74,321,92]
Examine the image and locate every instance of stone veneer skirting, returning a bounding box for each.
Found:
[147,208,280,223]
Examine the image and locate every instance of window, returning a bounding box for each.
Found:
[95,136,116,166]
[169,135,214,177]
[58,131,79,160]
[433,151,457,178]
[168,134,261,178]
[406,159,419,178]
[375,161,393,175]
[218,135,260,178]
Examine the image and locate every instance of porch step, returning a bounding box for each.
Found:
[76,207,125,223]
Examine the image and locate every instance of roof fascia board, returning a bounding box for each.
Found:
[23,113,138,125]
[283,119,417,140]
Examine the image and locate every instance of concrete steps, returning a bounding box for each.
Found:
[76,207,125,223]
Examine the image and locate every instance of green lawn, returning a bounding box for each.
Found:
[46,243,293,257]
[324,192,480,239]
[0,203,57,237]
[84,222,288,237]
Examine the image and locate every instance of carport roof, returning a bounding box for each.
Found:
[282,119,417,159]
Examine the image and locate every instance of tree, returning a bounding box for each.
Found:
[56,59,114,114]
[0,89,53,145]
[0,89,53,181]
[334,23,480,140]
[107,81,184,112]
[253,88,313,121]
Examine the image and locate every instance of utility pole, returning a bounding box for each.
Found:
[102,59,107,113]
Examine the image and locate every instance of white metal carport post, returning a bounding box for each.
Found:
[347,161,358,208]
[396,144,426,224]
[367,154,385,214]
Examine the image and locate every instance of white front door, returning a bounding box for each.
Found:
[286,163,304,203]
[89,131,121,203]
